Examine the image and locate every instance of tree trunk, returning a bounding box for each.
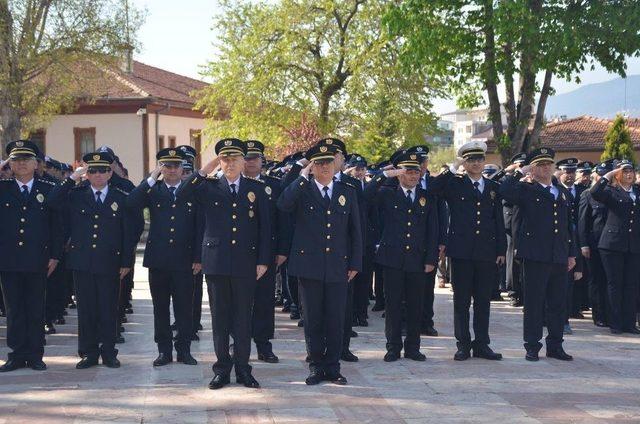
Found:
[1,101,22,156]
[318,93,330,131]
[527,69,553,151]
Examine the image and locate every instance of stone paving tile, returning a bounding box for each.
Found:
[2,257,640,423]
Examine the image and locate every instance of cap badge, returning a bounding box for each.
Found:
[265,186,272,195]
[224,140,232,146]
[248,191,255,203]
[325,140,333,145]
[248,142,254,147]
[541,148,547,154]
[36,193,45,203]
[338,195,346,206]
[111,202,118,211]
[93,154,101,161]
[419,197,426,207]
[16,141,24,147]
[320,146,328,153]
[169,150,176,156]
[249,210,254,218]
[410,154,417,160]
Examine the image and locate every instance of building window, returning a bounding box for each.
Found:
[168,136,176,148]
[158,135,165,149]
[29,129,46,155]
[190,129,202,169]
[466,125,472,133]
[74,127,96,162]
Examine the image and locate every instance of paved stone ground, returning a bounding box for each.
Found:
[1,256,640,423]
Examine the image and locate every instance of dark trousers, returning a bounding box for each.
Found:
[252,265,276,352]
[298,278,347,376]
[0,272,46,362]
[353,246,374,318]
[599,249,640,332]
[192,272,203,332]
[506,234,522,299]
[450,258,496,350]
[587,248,609,325]
[421,269,437,329]
[73,271,120,360]
[149,269,193,355]
[383,267,426,353]
[206,275,256,376]
[565,272,575,323]
[342,283,354,351]
[287,273,299,309]
[373,263,385,306]
[522,260,567,352]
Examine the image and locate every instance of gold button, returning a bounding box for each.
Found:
[169,239,174,243]
[18,241,23,246]
[554,229,558,233]
[475,230,480,234]
[232,215,237,219]
[629,229,633,233]
[94,215,99,219]
[476,220,481,225]
[327,211,331,215]
[631,220,634,223]
[406,233,411,238]
[20,218,25,222]
[327,223,331,228]
[19,229,24,234]
[170,228,175,232]
[477,211,481,215]
[325,247,330,252]
[170,216,175,220]
[554,212,557,216]
[310,206,314,210]
[157,204,161,208]
[232,227,237,232]
[92,244,96,248]
[22,206,26,210]
[408,209,412,213]
[232,240,236,244]
[93,224,98,229]
[300,250,304,254]
[326,235,331,240]
[405,246,410,250]
[93,234,97,238]
[553,203,557,208]
[172,204,176,208]
[407,222,412,227]
[233,203,237,207]
[554,220,558,224]
[476,202,481,206]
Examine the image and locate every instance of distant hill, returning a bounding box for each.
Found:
[545,75,640,119]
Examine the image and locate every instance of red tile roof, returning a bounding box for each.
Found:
[483,116,640,153]
[95,60,208,109]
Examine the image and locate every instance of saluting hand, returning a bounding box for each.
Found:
[275,255,287,268]
[300,161,314,179]
[581,247,590,259]
[47,259,59,277]
[150,165,162,181]
[567,257,576,272]
[70,166,87,182]
[424,264,435,273]
[192,263,202,275]
[496,256,506,266]
[201,156,221,176]
[347,270,358,282]
[256,265,268,280]
[383,168,406,178]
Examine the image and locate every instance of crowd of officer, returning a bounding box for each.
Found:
[1,136,639,389]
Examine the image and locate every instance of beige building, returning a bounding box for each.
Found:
[33,61,212,183]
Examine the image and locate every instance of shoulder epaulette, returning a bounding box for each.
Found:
[250,178,265,184]
[36,178,56,186]
[114,186,129,195]
[336,180,356,189]
[205,175,218,181]
[0,178,12,182]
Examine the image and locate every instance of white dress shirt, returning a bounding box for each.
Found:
[91,185,109,203]
[539,183,559,199]
[468,176,485,193]
[400,185,416,202]
[315,179,334,199]
[15,178,34,193]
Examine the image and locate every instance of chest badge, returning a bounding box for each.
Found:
[36,193,45,203]
[248,191,256,203]
[111,202,119,211]
[249,210,255,218]
[338,195,346,206]
[419,197,426,207]
[265,186,272,195]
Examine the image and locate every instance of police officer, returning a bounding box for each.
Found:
[364,151,438,362]
[243,139,289,363]
[48,152,136,369]
[556,158,586,333]
[0,140,62,372]
[127,147,201,366]
[578,161,611,328]
[278,143,362,385]
[501,148,576,361]
[178,138,271,390]
[590,160,640,334]
[428,141,506,361]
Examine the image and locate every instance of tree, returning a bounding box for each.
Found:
[0,0,144,149]
[601,115,636,165]
[196,0,441,153]
[385,1,640,164]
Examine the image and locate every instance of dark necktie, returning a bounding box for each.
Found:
[473,181,481,197]
[21,184,29,200]
[168,186,176,202]
[322,186,330,208]
[546,186,554,199]
[95,191,103,206]
[230,183,237,198]
[406,189,413,205]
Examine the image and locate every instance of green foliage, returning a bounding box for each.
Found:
[196,0,440,156]
[601,115,636,165]
[427,146,455,174]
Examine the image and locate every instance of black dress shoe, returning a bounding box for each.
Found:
[103,357,121,368]
[44,323,56,334]
[454,349,470,361]
[236,372,260,388]
[120,316,127,324]
[55,317,66,325]
[525,351,539,361]
[69,302,77,309]
[153,353,173,367]
[350,330,358,337]
[546,348,573,361]
[170,322,177,331]
[305,355,311,363]
[208,374,230,390]
[404,351,427,361]
[258,351,279,363]
[177,352,198,365]
[472,346,502,360]
[384,351,400,362]
[510,299,523,307]
[571,312,585,319]
[191,333,200,341]
[611,328,623,334]
[305,371,324,385]
[119,326,125,333]
[28,360,47,371]
[125,307,134,314]
[197,323,203,331]
[594,321,607,327]
[116,335,125,344]
[421,326,438,337]
[340,350,359,362]
[62,310,68,316]
[76,357,98,369]
[625,327,640,334]
[371,303,385,312]
[0,359,26,372]
[297,319,304,327]
[290,311,301,320]
[358,317,369,327]
[325,373,347,385]
[281,304,291,313]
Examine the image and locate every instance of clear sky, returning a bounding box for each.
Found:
[132,0,640,115]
